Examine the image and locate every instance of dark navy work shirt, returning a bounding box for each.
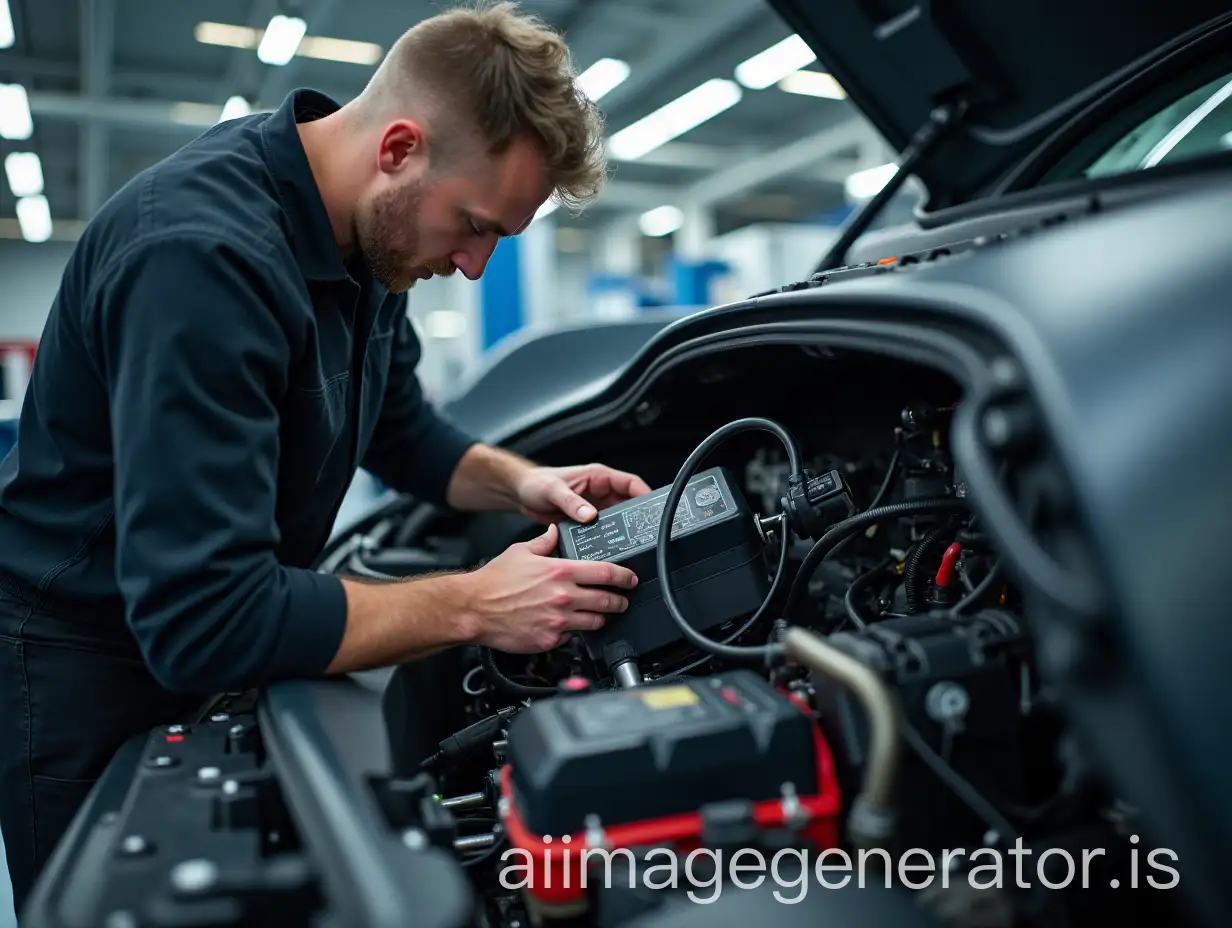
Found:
[0,89,476,692]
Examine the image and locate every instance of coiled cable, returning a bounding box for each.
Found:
[656,418,803,661]
[784,497,970,618]
[478,647,555,699]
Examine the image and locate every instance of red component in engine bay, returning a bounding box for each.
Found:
[497,671,842,910]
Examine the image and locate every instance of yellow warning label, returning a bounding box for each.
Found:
[639,686,700,710]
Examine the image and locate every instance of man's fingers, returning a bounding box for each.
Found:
[549,482,597,522]
[569,588,628,615]
[583,465,653,501]
[525,523,558,555]
[618,470,653,497]
[564,559,638,589]
[565,612,607,633]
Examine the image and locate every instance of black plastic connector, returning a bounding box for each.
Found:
[781,469,856,539]
[420,706,519,769]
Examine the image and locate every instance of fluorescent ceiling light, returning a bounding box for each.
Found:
[256,15,307,66]
[16,194,52,243]
[5,152,43,197]
[0,0,14,49]
[638,205,684,237]
[0,83,33,140]
[778,70,846,99]
[218,96,251,122]
[425,310,467,339]
[845,163,898,200]
[171,102,220,126]
[576,58,629,102]
[195,21,381,65]
[195,21,257,48]
[297,35,383,65]
[609,79,742,161]
[735,34,816,89]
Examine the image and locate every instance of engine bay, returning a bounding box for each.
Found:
[24,341,1194,928]
[320,344,1181,928]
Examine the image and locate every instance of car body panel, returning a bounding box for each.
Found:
[437,311,683,442]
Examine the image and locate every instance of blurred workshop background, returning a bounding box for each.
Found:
[0,0,916,459]
[0,13,910,915]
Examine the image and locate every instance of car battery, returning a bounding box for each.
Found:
[555,466,770,663]
[499,670,842,912]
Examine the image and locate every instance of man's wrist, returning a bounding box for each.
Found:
[445,443,535,512]
[430,570,482,645]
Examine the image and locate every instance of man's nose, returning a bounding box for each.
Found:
[452,236,498,281]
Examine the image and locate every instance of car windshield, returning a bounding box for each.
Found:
[1084,71,1232,177]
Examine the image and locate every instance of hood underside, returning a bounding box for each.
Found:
[768,0,1232,210]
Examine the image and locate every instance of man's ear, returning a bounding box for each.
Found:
[377,120,427,175]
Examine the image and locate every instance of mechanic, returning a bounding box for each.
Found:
[0,1,650,912]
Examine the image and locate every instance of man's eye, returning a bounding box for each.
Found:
[469,220,482,236]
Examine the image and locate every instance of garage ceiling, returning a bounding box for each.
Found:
[0,0,894,242]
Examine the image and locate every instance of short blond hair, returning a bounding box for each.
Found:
[361,0,606,212]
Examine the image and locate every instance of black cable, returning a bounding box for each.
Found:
[866,448,901,511]
[903,521,954,615]
[460,837,507,868]
[950,559,1003,616]
[813,445,902,563]
[843,557,894,630]
[899,718,1020,843]
[784,498,969,617]
[479,647,556,699]
[665,522,788,675]
[662,521,793,676]
[656,418,802,661]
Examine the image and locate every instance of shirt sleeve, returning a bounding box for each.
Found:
[92,233,348,694]
[359,305,477,505]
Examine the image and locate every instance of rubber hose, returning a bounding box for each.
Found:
[843,557,895,630]
[904,522,953,614]
[784,497,969,617]
[478,647,556,699]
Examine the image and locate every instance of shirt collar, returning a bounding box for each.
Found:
[260,88,355,284]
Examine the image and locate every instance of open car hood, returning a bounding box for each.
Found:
[768,0,1232,210]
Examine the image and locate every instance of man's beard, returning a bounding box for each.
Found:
[355,179,455,293]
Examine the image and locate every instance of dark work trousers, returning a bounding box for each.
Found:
[0,582,202,918]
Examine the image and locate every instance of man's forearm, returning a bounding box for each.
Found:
[324,573,478,675]
[444,443,535,512]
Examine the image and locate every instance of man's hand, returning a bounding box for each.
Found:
[514,463,652,525]
[462,525,639,652]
